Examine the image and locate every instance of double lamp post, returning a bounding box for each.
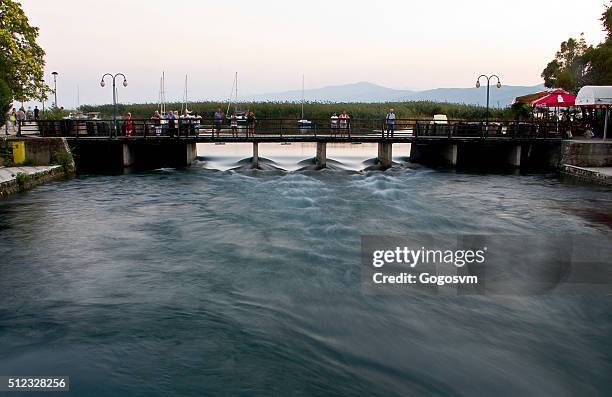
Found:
[476,74,501,124]
[100,73,128,138]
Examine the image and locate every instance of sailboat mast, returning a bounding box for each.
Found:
[184,74,188,113]
[301,74,305,119]
[235,72,238,114]
[159,71,166,115]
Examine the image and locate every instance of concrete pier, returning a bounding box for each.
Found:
[316,142,327,169]
[506,145,522,167]
[252,142,259,169]
[377,142,393,169]
[122,143,135,167]
[442,144,458,166]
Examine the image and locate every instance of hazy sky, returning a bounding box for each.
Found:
[17,0,609,108]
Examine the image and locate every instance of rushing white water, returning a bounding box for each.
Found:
[0,146,611,396]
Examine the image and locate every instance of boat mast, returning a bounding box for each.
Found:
[226,72,237,115]
[159,71,166,115]
[301,74,305,119]
[235,72,238,114]
[181,74,188,114]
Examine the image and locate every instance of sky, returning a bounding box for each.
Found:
[16,0,609,108]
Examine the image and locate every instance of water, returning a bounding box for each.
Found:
[1,143,611,396]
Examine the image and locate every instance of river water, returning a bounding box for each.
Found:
[0,143,611,396]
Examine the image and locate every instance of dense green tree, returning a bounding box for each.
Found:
[0,0,47,102]
[602,1,612,39]
[542,2,612,92]
[0,76,11,125]
[583,41,612,86]
[541,34,589,94]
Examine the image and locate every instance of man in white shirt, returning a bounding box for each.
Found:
[386,108,396,138]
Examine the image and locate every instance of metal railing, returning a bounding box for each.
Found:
[18,118,566,140]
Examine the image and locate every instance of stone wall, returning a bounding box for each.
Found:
[0,166,67,198]
[560,141,612,167]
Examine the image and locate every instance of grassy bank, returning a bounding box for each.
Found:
[80,100,514,120]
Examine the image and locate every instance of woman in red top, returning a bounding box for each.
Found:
[126,112,133,137]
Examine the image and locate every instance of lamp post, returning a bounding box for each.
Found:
[476,74,501,124]
[51,71,58,109]
[100,73,128,138]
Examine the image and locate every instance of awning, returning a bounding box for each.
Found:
[575,86,612,107]
[531,89,576,108]
[513,91,548,105]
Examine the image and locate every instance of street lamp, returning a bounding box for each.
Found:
[476,74,501,124]
[51,71,58,109]
[100,73,128,138]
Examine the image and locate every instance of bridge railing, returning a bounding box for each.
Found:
[23,118,565,140]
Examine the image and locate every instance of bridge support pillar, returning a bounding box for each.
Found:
[506,144,521,167]
[377,142,393,169]
[122,143,135,167]
[186,142,197,165]
[442,144,458,166]
[252,142,259,169]
[316,142,327,169]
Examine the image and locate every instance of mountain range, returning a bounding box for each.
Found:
[248,81,546,107]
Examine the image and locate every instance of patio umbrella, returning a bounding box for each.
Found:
[531,89,576,135]
[531,89,576,108]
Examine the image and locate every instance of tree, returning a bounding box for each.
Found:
[0,76,10,125]
[542,2,612,92]
[541,34,589,94]
[602,1,612,39]
[583,40,612,86]
[0,0,47,102]
[582,2,612,86]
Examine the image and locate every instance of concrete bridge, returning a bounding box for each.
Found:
[17,118,566,171]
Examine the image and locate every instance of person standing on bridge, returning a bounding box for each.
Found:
[330,113,339,135]
[246,110,256,137]
[230,112,238,136]
[339,110,350,137]
[214,108,224,137]
[386,108,396,138]
[167,111,176,137]
[34,106,40,120]
[125,112,133,137]
[151,111,162,136]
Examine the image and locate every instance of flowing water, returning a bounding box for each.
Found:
[0,143,611,396]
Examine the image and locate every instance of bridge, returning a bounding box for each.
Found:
[15,118,565,171]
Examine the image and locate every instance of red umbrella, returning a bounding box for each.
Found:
[531,89,576,107]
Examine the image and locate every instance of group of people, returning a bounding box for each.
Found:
[141,108,398,138]
[330,111,351,135]
[328,108,396,137]
[213,108,256,137]
[4,106,40,134]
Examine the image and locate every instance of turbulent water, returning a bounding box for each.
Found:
[0,143,611,396]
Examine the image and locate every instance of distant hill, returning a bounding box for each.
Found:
[248,81,545,107]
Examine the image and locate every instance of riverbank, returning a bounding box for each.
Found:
[0,137,75,198]
[0,165,67,197]
[561,165,612,186]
